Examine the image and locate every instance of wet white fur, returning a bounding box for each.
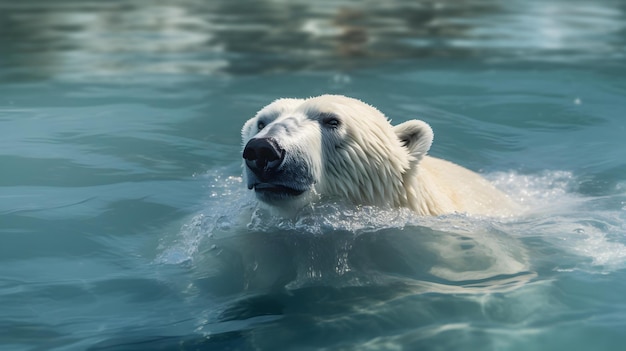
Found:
[242,95,518,216]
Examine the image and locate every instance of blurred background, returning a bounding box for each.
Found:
[1,0,624,80]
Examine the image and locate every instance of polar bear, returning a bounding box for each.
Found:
[241,95,518,217]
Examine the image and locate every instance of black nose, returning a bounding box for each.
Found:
[243,137,285,180]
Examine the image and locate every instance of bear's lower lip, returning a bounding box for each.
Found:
[253,183,305,197]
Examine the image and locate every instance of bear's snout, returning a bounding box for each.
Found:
[243,137,285,181]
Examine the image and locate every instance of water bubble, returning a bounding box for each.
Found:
[331,73,352,86]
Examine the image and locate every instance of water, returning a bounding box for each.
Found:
[1,0,626,350]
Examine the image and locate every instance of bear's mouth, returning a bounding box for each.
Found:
[251,183,306,197]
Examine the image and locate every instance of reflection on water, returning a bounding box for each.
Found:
[1,0,624,80]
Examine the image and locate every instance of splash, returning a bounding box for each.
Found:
[158,168,626,278]
[488,170,626,273]
[156,169,255,265]
[245,202,416,235]
[486,170,579,213]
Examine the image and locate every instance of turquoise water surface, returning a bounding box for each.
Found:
[1,1,626,350]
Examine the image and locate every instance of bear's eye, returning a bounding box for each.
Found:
[321,113,340,129]
[257,121,266,131]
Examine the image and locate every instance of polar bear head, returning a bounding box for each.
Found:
[241,95,434,212]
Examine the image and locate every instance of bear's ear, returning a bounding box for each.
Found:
[393,120,434,162]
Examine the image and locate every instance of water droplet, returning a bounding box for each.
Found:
[332,73,351,85]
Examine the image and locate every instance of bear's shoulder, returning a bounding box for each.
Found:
[416,156,519,216]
